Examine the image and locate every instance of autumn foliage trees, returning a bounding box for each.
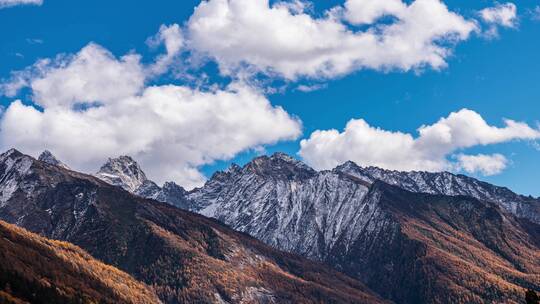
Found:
[0,220,160,304]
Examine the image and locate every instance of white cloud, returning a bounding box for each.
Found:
[1,44,145,109]
[296,83,327,92]
[0,0,42,9]
[343,0,406,25]
[0,72,29,97]
[480,2,517,27]
[299,109,540,175]
[479,3,517,37]
[34,44,144,109]
[455,153,507,176]
[186,0,477,80]
[0,43,302,189]
[274,0,313,15]
[146,24,185,76]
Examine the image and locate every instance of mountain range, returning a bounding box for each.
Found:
[0,149,387,304]
[0,149,538,303]
[89,151,540,303]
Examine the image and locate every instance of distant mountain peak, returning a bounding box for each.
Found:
[38,150,70,170]
[245,152,316,180]
[270,151,297,161]
[95,155,148,192]
[104,155,138,166]
[92,154,192,209]
[334,160,361,172]
[1,148,23,159]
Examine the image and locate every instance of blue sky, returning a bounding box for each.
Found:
[1,0,539,196]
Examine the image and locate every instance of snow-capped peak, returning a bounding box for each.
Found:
[38,150,70,170]
[95,155,148,192]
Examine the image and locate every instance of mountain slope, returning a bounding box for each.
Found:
[326,181,540,303]
[187,154,370,261]
[0,149,387,304]
[143,153,539,303]
[0,220,160,304]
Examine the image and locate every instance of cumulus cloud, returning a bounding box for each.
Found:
[455,153,508,176]
[299,109,540,175]
[186,0,477,80]
[0,0,42,9]
[0,43,301,189]
[3,44,145,109]
[479,2,517,37]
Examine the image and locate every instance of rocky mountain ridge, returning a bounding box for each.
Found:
[335,160,540,223]
[90,151,540,225]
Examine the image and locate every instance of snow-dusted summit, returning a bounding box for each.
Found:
[38,150,70,170]
[94,156,149,193]
[93,155,190,207]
